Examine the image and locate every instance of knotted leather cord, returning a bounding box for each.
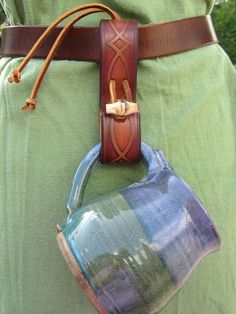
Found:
[7,3,120,110]
[8,3,119,82]
[21,8,104,111]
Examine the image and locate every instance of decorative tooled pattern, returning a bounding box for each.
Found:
[106,20,131,84]
[107,21,135,163]
[110,116,135,162]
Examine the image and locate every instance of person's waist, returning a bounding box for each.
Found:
[0,15,217,61]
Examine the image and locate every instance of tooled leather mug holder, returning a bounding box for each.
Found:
[100,19,140,163]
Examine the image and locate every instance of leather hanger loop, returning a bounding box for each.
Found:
[99,19,141,163]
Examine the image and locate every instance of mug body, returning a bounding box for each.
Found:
[57,167,221,314]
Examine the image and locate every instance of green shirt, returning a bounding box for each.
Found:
[0,0,236,313]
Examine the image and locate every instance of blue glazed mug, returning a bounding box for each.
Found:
[57,141,221,314]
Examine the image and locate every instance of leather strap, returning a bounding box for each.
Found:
[100,19,140,163]
[0,16,217,61]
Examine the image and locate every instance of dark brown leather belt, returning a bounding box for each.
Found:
[0,15,217,61]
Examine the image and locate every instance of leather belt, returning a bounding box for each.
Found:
[0,15,217,61]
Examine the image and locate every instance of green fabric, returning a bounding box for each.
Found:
[0,0,236,313]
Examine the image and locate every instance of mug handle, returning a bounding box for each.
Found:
[66,141,169,215]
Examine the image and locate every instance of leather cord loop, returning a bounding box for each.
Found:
[7,3,120,111]
[20,8,104,111]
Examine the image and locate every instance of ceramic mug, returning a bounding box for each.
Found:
[57,141,221,314]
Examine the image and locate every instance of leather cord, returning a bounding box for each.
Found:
[8,3,120,94]
[21,8,104,111]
